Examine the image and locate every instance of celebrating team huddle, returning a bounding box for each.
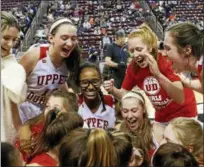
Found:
[1,1,204,166]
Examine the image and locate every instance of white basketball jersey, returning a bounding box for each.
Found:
[78,94,116,129]
[20,44,69,123]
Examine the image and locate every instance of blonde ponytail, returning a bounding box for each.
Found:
[128,23,158,58]
[86,128,117,167]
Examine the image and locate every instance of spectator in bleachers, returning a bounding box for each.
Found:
[88,45,99,63]
[83,19,91,30]
[93,26,101,35]
[89,17,95,26]
[47,11,54,23]
[102,32,112,50]
[1,11,27,143]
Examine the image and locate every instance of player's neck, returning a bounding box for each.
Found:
[49,46,64,68]
[85,95,101,113]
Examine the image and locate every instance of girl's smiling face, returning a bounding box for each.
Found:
[164,31,189,73]
[121,97,145,131]
[1,26,19,57]
[79,67,101,100]
[128,37,150,68]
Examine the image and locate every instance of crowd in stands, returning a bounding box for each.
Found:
[147,0,204,29]
[32,0,150,60]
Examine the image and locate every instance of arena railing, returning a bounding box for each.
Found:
[19,1,49,52]
[138,0,164,39]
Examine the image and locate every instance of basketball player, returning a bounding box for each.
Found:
[77,62,116,129]
[19,18,80,123]
[164,22,204,93]
[104,24,197,127]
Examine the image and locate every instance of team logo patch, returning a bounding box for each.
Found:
[143,77,160,95]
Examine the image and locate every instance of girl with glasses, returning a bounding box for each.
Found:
[76,62,116,129]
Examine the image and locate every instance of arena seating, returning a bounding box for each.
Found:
[146,0,204,29]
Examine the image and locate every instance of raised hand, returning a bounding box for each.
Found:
[143,52,162,78]
[103,79,114,93]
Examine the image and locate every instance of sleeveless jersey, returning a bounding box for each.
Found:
[196,55,203,80]
[78,94,116,129]
[19,44,69,123]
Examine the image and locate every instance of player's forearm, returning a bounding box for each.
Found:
[157,74,184,104]
[112,87,128,101]
[187,79,202,93]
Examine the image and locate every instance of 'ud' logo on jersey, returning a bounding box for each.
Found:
[143,77,160,95]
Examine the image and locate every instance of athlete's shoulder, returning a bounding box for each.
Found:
[19,45,46,76]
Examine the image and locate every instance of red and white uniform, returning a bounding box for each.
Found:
[196,55,203,81]
[19,45,69,123]
[122,53,197,123]
[15,121,44,162]
[78,94,116,129]
[28,152,57,166]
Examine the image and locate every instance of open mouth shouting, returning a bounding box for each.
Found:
[127,119,138,130]
[135,55,147,68]
[61,47,73,58]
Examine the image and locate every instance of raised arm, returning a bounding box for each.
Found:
[146,53,184,104]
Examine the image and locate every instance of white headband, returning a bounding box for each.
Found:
[49,18,73,34]
[122,91,145,104]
